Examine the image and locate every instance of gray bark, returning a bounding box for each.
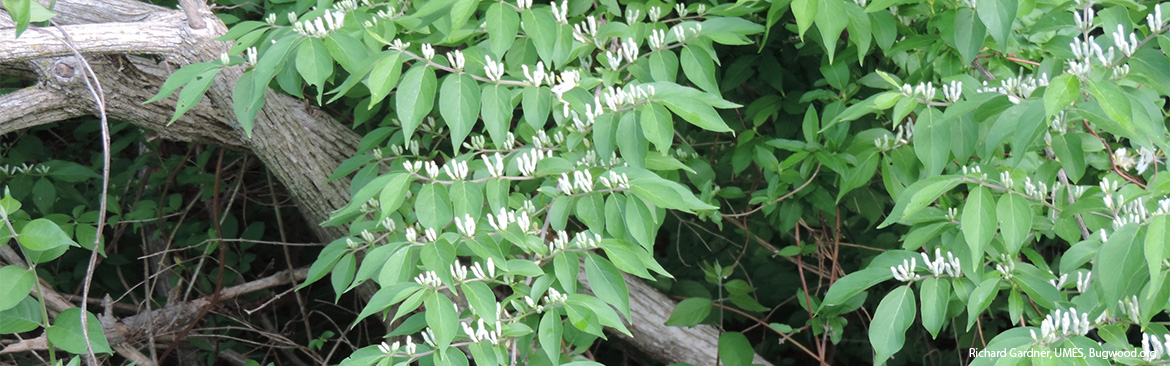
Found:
[0,1,772,365]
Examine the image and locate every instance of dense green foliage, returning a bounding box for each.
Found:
[4,0,1170,364]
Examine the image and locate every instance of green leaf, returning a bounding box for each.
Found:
[649,51,679,83]
[145,63,219,104]
[424,293,459,354]
[481,85,514,147]
[659,97,732,133]
[996,193,1032,255]
[912,108,949,178]
[680,47,719,96]
[1094,223,1143,306]
[538,309,562,363]
[2,0,31,36]
[486,3,520,57]
[1084,79,1133,132]
[627,173,718,213]
[1050,133,1085,182]
[521,8,558,65]
[965,277,999,330]
[366,52,404,108]
[378,173,412,221]
[396,64,437,139]
[295,37,333,93]
[47,308,112,355]
[976,0,1016,46]
[522,86,552,129]
[640,103,674,154]
[330,252,356,301]
[952,9,986,65]
[0,266,34,311]
[462,281,499,324]
[717,332,753,366]
[170,68,221,124]
[584,254,630,319]
[0,297,41,333]
[878,176,961,228]
[792,0,818,40]
[416,184,452,230]
[962,187,996,266]
[665,298,712,327]
[869,286,915,365]
[1146,216,1170,295]
[298,238,348,290]
[449,181,484,221]
[231,71,264,138]
[820,267,889,309]
[439,73,481,151]
[919,278,950,339]
[18,218,76,251]
[1043,74,1079,117]
[814,0,848,63]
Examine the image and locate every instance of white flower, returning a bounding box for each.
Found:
[890,258,919,282]
[551,0,569,24]
[621,38,640,64]
[443,160,469,180]
[454,214,477,237]
[1137,147,1157,174]
[482,152,504,178]
[484,56,506,82]
[421,43,435,61]
[1076,271,1092,293]
[1149,4,1166,33]
[1114,147,1138,171]
[517,148,543,176]
[424,161,440,179]
[445,50,466,70]
[521,62,548,86]
[550,70,580,99]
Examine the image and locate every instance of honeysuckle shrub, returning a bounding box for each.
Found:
[142,0,1170,363]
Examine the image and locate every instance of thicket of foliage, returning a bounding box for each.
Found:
[3,0,1170,364]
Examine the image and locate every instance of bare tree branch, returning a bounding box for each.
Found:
[0,16,187,63]
[0,85,86,135]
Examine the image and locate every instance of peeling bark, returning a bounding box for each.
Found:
[0,1,771,364]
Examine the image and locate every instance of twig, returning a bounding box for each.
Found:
[33,19,112,366]
[1082,119,1146,188]
[724,164,821,218]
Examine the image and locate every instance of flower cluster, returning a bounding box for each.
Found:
[486,207,534,233]
[899,82,936,101]
[921,249,962,277]
[557,170,594,194]
[292,10,346,38]
[516,148,547,176]
[484,56,506,82]
[1120,295,1142,324]
[977,73,1048,104]
[874,123,913,151]
[1142,333,1170,362]
[454,214,477,237]
[521,62,550,86]
[0,163,48,176]
[941,80,963,103]
[1076,270,1093,293]
[1149,4,1167,33]
[890,258,919,282]
[572,16,606,49]
[601,84,656,111]
[1030,307,1092,345]
[598,171,631,190]
[462,318,502,344]
[378,337,417,356]
[995,255,1015,280]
